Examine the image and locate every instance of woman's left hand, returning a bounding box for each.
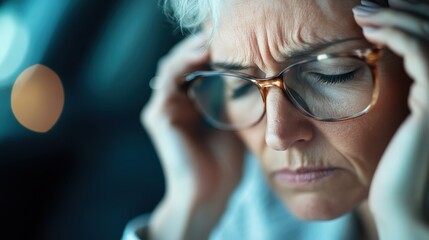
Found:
[354,0,429,239]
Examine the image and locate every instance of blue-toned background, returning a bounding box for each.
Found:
[0,0,180,239]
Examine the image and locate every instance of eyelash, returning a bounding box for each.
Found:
[313,70,357,85]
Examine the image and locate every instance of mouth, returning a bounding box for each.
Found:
[273,167,341,188]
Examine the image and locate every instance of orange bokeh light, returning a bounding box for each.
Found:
[11,64,64,133]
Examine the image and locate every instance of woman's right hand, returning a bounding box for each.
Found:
[142,33,245,240]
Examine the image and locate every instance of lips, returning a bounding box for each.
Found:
[273,167,340,187]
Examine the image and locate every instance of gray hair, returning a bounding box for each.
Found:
[162,0,389,32]
[162,0,221,32]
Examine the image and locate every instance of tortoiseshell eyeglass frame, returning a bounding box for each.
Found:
[181,47,383,130]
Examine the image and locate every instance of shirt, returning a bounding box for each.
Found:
[123,152,364,240]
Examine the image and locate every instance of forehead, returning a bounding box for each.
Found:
[210,0,363,71]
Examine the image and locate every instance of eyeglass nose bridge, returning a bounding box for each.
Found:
[255,75,313,118]
[255,76,286,100]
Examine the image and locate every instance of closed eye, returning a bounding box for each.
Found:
[311,70,357,85]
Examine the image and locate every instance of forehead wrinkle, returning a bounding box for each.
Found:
[250,3,287,73]
[239,1,263,68]
[267,20,284,63]
[232,1,296,73]
[276,1,363,58]
[254,21,271,73]
[279,1,325,56]
[262,13,287,72]
[234,6,268,72]
[218,1,262,68]
[216,0,286,71]
[264,0,328,65]
[214,21,254,67]
[248,30,260,70]
[211,0,364,70]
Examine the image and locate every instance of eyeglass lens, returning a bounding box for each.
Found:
[188,56,374,130]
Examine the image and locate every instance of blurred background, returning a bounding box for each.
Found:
[0,0,181,239]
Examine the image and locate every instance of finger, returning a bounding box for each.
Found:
[148,50,208,125]
[157,47,209,87]
[170,32,208,55]
[354,7,429,40]
[144,34,210,131]
[371,116,429,238]
[362,24,429,219]
[389,0,429,18]
[158,33,209,76]
[154,37,210,93]
[361,27,429,106]
[370,110,429,219]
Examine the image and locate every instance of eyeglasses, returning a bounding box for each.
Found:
[182,47,382,130]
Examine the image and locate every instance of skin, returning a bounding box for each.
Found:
[210,0,410,220]
[143,0,429,239]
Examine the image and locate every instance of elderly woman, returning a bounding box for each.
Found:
[124,0,429,239]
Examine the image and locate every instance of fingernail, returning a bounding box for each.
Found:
[362,26,379,34]
[353,5,381,16]
[361,0,382,8]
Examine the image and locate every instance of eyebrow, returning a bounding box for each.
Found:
[210,37,364,71]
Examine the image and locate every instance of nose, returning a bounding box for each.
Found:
[265,87,314,151]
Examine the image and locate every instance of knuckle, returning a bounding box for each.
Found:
[141,101,157,130]
[390,28,421,55]
[157,56,170,72]
[408,37,425,56]
[141,92,187,129]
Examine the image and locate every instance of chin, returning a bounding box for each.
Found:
[278,192,364,220]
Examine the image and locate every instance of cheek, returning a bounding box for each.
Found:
[237,54,410,178]
[321,55,411,182]
[362,54,411,167]
[317,119,381,185]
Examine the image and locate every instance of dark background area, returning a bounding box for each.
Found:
[0,0,181,239]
